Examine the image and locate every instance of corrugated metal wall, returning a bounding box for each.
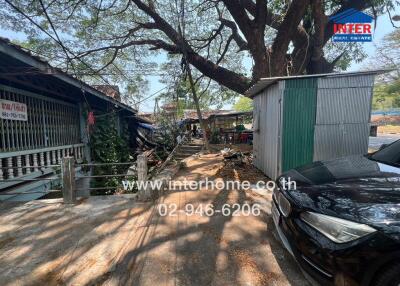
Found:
[314,75,374,161]
[282,78,317,172]
[317,74,375,89]
[253,73,375,178]
[316,87,372,124]
[253,94,261,169]
[253,82,284,179]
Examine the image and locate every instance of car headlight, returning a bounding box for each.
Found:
[277,192,291,217]
[273,188,291,217]
[300,212,377,243]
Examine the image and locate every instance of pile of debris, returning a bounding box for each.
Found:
[215,148,267,183]
[221,148,252,167]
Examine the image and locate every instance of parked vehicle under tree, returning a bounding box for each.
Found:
[272,140,400,286]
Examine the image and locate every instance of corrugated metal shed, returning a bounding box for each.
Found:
[250,71,385,179]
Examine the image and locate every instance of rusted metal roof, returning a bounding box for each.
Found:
[93,85,121,101]
[183,109,247,120]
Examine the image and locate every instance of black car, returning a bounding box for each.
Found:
[272,140,400,286]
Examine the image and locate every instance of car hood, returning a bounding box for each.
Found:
[279,155,400,239]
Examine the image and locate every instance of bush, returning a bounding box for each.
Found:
[90,113,131,194]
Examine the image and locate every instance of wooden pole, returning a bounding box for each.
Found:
[137,154,149,201]
[185,64,210,151]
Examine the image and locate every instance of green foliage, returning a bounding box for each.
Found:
[373,80,400,110]
[159,56,239,111]
[233,96,253,112]
[125,75,149,109]
[369,29,400,110]
[90,113,130,194]
[153,111,180,150]
[158,78,210,117]
[386,80,400,94]
[210,130,221,144]
[368,29,400,79]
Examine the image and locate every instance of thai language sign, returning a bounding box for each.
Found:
[0,99,28,121]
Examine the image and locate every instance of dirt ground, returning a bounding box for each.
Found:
[0,150,308,286]
[378,125,400,134]
[168,152,308,285]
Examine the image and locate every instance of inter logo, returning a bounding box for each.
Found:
[330,8,373,42]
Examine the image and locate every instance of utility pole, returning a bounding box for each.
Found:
[177,0,210,151]
[184,61,210,150]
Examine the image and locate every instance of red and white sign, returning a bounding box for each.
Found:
[333,23,372,34]
[0,99,28,121]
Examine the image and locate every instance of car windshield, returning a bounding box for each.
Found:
[370,140,400,167]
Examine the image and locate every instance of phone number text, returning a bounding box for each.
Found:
[158,203,261,217]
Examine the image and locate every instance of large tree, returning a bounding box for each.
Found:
[369,29,400,80]
[368,29,400,110]
[0,0,398,94]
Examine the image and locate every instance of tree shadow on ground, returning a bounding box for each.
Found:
[0,154,308,286]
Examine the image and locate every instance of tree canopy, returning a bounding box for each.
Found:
[368,29,400,110]
[233,96,253,112]
[1,0,398,96]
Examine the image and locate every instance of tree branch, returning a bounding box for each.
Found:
[307,0,328,73]
[190,23,224,49]
[255,0,267,30]
[241,0,281,29]
[216,34,233,65]
[76,39,180,59]
[130,0,251,93]
[270,0,309,75]
[221,0,254,44]
[219,18,249,51]
[186,51,250,94]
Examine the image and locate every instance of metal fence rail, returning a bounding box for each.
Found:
[0,143,175,202]
[79,162,135,166]
[0,190,61,195]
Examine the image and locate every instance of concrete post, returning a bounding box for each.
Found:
[7,157,14,179]
[137,154,149,200]
[61,157,76,204]
[25,154,31,174]
[0,159,3,180]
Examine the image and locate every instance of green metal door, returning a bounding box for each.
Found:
[282,78,317,172]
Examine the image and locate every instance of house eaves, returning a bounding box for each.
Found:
[0,37,137,114]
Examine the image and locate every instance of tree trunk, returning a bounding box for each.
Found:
[250,36,269,79]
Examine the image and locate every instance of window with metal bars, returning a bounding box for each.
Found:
[0,85,81,152]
